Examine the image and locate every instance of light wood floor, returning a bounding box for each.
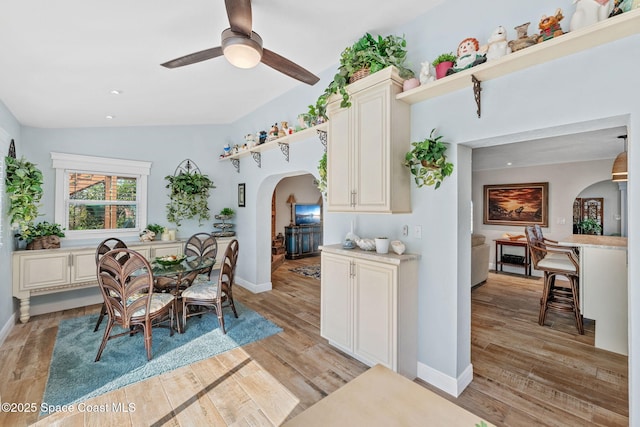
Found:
[0,259,629,426]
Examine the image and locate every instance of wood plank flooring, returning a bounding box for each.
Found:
[0,260,628,426]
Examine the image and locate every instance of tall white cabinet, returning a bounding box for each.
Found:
[320,244,419,378]
[326,66,411,213]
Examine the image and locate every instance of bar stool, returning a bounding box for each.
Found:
[525,226,583,334]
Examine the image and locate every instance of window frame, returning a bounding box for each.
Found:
[51,152,151,241]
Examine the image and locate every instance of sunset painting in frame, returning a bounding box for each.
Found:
[483,182,548,227]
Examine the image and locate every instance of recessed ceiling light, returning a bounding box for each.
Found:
[506,162,513,166]
[110,90,122,95]
[105,115,115,120]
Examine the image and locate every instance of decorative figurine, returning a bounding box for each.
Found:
[446,38,487,76]
[245,133,256,147]
[508,22,538,52]
[268,123,279,140]
[419,61,436,85]
[258,130,268,144]
[223,143,231,156]
[483,26,511,61]
[570,0,611,31]
[139,229,155,242]
[537,9,565,43]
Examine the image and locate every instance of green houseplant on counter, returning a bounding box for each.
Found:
[18,221,66,250]
[308,32,414,121]
[404,129,454,189]
[165,171,215,227]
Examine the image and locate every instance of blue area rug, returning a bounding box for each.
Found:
[289,264,321,280]
[42,302,281,411]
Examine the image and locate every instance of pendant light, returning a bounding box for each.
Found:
[611,135,628,182]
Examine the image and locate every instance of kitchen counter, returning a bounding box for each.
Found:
[320,244,420,265]
[559,234,627,250]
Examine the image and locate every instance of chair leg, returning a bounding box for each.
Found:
[95,319,115,362]
[539,272,553,326]
[228,293,238,318]
[570,276,584,335]
[217,299,226,334]
[93,303,107,332]
[143,323,152,361]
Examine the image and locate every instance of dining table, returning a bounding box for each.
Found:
[151,255,216,333]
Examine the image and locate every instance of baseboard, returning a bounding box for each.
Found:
[29,294,103,318]
[417,361,473,397]
[235,277,272,293]
[0,313,16,348]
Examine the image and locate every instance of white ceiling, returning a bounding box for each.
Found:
[0,0,443,129]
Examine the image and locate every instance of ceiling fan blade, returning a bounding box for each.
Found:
[225,0,252,36]
[161,46,224,68]
[261,48,319,86]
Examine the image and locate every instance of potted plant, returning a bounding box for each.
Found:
[5,156,44,233]
[432,52,457,79]
[577,218,602,235]
[216,207,235,220]
[165,171,215,227]
[308,33,414,121]
[404,128,454,189]
[145,223,165,239]
[17,221,66,250]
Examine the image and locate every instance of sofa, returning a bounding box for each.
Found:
[471,233,490,287]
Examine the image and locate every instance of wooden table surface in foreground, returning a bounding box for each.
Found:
[283,364,492,427]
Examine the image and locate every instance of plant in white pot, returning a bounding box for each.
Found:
[404,129,454,189]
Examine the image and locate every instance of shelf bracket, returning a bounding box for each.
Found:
[317,129,327,151]
[230,158,240,173]
[251,151,262,168]
[471,74,482,118]
[277,142,290,162]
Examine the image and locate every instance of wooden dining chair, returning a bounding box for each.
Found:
[95,248,174,361]
[93,238,129,332]
[184,232,218,284]
[525,226,583,334]
[181,239,239,334]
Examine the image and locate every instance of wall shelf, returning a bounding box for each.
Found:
[221,122,328,172]
[396,10,640,107]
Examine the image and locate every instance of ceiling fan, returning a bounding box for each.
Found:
[161,0,320,85]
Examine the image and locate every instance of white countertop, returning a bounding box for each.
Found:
[559,235,627,250]
[320,244,420,265]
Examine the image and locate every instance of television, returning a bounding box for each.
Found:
[294,204,322,226]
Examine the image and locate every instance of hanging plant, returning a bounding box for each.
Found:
[5,156,44,230]
[316,151,327,194]
[165,171,215,227]
[404,129,454,189]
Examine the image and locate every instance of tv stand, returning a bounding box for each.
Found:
[285,224,322,259]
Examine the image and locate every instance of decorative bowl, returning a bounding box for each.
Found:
[154,255,186,266]
[356,238,376,251]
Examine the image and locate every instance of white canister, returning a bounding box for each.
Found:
[375,237,390,254]
[161,230,170,241]
[168,229,177,240]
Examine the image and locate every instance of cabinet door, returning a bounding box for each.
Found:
[71,249,98,283]
[326,105,354,211]
[320,253,353,350]
[353,258,396,369]
[18,253,71,291]
[353,84,389,211]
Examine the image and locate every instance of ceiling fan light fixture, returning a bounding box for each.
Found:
[222,29,263,69]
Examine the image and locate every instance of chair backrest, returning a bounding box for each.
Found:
[184,233,218,278]
[218,239,239,294]
[97,248,154,327]
[95,238,128,264]
[525,226,545,268]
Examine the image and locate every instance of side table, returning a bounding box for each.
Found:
[494,238,531,276]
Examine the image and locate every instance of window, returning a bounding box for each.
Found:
[52,152,151,241]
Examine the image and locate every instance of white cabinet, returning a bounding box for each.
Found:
[12,239,187,323]
[320,245,419,377]
[326,66,411,213]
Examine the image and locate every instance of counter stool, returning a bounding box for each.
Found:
[525,226,583,334]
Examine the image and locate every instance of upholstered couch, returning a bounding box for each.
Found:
[471,234,490,287]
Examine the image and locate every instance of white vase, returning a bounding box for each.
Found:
[375,237,390,254]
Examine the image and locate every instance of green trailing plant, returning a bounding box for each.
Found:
[317,151,327,194]
[432,52,457,67]
[145,223,165,235]
[577,218,602,235]
[5,156,44,230]
[404,129,454,189]
[165,171,215,227]
[17,221,65,244]
[308,33,414,121]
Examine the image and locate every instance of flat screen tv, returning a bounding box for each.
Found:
[295,204,322,226]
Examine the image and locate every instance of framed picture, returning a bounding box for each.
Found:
[483,182,548,227]
[238,183,246,207]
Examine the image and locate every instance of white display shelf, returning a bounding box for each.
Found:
[397,10,640,108]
